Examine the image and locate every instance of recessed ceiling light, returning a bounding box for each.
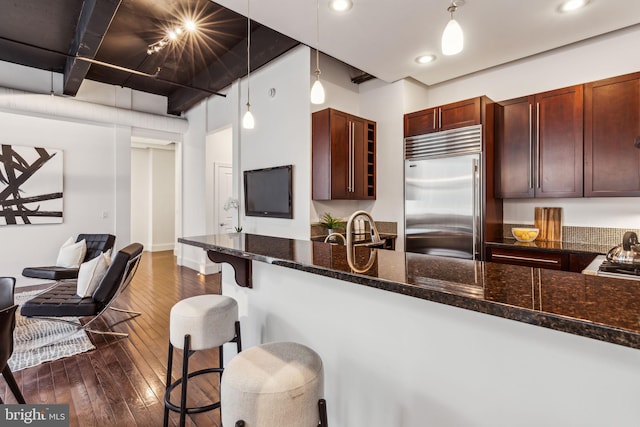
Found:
[415,54,436,64]
[329,0,353,12]
[558,0,590,13]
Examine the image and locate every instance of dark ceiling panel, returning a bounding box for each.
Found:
[0,0,300,116]
[168,25,300,114]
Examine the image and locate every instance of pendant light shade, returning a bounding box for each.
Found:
[441,1,464,56]
[311,0,325,104]
[243,0,254,129]
[311,74,325,104]
[242,105,255,129]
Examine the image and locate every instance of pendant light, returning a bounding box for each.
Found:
[242,0,255,129]
[310,0,325,104]
[441,0,464,56]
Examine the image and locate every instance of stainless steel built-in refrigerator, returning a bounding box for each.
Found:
[404,125,484,260]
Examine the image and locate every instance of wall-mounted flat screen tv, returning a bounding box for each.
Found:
[243,165,293,219]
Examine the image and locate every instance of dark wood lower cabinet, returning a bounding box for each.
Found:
[486,247,597,273]
[487,247,566,270]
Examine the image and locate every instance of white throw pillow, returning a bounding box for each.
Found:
[76,252,111,298]
[55,237,87,268]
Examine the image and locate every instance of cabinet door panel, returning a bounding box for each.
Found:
[585,73,640,196]
[495,97,534,198]
[536,85,583,198]
[404,108,437,137]
[329,110,350,199]
[440,97,481,131]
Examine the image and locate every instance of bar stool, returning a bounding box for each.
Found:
[163,294,242,427]
[221,341,328,427]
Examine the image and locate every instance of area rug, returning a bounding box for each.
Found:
[8,289,96,371]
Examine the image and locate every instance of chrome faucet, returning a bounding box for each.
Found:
[345,210,381,273]
[346,210,382,248]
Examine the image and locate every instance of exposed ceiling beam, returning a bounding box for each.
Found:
[167,26,299,115]
[64,0,121,96]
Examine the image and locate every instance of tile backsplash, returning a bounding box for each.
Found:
[504,224,640,247]
[311,221,397,238]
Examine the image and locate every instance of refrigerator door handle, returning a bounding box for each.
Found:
[472,158,479,260]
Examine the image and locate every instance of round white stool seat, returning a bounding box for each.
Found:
[221,341,325,427]
[169,294,238,351]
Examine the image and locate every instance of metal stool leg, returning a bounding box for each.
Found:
[318,398,328,427]
[163,342,174,427]
[179,334,191,427]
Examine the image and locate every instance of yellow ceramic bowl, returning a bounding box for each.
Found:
[512,227,539,242]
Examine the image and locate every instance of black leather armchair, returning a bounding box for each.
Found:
[22,234,116,281]
[20,243,143,338]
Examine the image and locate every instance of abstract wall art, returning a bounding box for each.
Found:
[0,144,63,225]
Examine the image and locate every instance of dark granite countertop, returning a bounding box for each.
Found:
[179,233,640,350]
[486,238,611,255]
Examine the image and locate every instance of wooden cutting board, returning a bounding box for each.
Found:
[534,207,562,241]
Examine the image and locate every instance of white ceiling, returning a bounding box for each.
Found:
[214,0,640,86]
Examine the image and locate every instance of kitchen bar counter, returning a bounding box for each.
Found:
[179,233,640,350]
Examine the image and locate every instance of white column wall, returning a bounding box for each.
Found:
[238,46,311,239]
[179,103,209,273]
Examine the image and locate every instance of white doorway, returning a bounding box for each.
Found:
[130,140,176,252]
[215,163,234,233]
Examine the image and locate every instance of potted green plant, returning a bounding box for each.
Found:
[319,212,345,234]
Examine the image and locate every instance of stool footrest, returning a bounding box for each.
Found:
[164,367,223,415]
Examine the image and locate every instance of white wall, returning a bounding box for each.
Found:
[420,25,640,229]
[0,64,186,286]
[238,46,312,239]
[0,112,117,285]
[151,147,176,250]
[131,145,177,251]
[179,46,316,270]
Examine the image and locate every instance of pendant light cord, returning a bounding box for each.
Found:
[315,0,321,76]
[246,0,251,106]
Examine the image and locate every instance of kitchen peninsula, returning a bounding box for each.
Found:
[179,233,640,427]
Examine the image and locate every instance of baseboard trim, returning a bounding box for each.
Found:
[150,243,175,252]
[178,255,220,275]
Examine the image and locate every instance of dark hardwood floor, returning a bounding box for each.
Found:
[1,250,223,427]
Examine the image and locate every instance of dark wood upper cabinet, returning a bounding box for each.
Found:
[584,72,640,197]
[404,97,484,137]
[312,108,376,201]
[495,96,534,198]
[495,85,583,198]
